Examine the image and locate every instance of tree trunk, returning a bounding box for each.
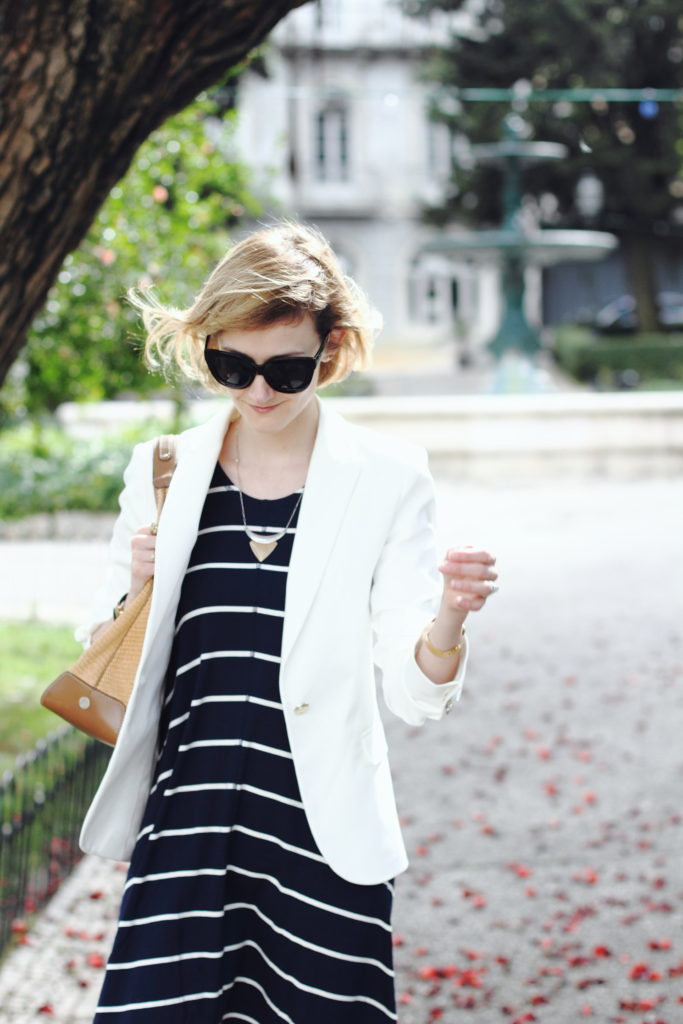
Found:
[0,0,310,387]
[621,232,661,333]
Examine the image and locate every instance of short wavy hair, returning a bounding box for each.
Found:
[129,221,380,391]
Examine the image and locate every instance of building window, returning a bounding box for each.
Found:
[409,255,459,325]
[315,103,350,182]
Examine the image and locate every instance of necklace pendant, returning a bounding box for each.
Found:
[249,538,278,562]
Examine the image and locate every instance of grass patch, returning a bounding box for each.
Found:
[0,621,81,772]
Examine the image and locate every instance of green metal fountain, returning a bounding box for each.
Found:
[424,113,617,386]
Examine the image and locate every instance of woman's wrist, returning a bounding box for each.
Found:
[428,605,467,653]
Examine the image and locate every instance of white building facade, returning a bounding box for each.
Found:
[233,0,500,356]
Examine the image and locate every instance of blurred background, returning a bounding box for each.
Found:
[1,1,682,1022]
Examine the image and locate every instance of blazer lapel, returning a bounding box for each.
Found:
[142,404,236,656]
[281,400,361,664]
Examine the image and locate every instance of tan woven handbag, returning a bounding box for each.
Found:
[40,435,177,745]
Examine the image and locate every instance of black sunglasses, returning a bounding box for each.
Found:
[204,335,327,394]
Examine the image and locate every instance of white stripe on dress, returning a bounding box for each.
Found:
[224,976,296,1024]
[197,525,298,538]
[186,562,288,574]
[162,782,304,809]
[144,824,326,864]
[176,739,292,758]
[109,904,393,975]
[104,938,397,1019]
[175,650,281,678]
[168,694,282,731]
[123,864,392,930]
[175,605,284,635]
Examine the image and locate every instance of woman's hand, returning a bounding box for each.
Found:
[439,546,498,614]
[128,525,158,602]
[415,547,498,686]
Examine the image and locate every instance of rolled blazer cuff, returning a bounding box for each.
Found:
[404,631,468,719]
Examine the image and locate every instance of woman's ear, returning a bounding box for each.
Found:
[322,327,346,361]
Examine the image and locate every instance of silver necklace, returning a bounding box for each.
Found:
[233,432,304,563]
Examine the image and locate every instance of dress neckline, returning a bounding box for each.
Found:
[214,460,303,503]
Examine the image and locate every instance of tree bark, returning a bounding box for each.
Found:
[0,0,310,387]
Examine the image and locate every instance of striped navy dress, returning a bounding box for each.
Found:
[94,462,396,1023]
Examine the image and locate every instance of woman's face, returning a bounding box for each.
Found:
[209,314,330,438]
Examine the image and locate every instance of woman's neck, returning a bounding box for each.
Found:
[222,399,320,499]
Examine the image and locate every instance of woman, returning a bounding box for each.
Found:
[80,222,498,1023]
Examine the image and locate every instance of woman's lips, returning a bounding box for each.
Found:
[250,403,279,413]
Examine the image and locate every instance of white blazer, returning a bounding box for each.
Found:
[78,399,466,885]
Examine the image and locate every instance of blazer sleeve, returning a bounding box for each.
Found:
[74,440,156,647]
[370,450,467,726]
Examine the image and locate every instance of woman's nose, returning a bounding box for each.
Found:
[247,372,275,403]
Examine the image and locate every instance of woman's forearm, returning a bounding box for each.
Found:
[414,602,467,685]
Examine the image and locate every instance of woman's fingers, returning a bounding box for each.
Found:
[131,525,157,583]
[440,561,498,583]
[447,577,499,596]
[444,547,496,565]
[440,547,499,612]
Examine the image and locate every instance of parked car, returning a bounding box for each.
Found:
[594,291,683,333]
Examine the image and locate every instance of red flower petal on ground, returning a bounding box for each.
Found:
[392,933,405,947]
[593,946,612,958]
[87,953,106,969]
[573,867,599,884]
[89,890,104,900]
[455,968,485,988]
[649,938,672,950]
[417,964,441,980]
[628,962,661,981]
[619,997,662,1011]
[440,964,460,978]
[509,862,533,878]
[37,1006,54,1015]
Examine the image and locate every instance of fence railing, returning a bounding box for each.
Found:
[0,727,110,955]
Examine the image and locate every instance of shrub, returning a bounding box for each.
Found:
[553,326,683,387]
[0,418,186,520]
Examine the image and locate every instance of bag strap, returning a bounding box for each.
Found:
[152,434,178,525]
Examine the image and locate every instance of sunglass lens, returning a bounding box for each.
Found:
[205,350,253,388]
[265,357,315,393]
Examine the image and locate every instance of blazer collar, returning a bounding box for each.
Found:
[144,397,361,666]
[281,399,361,662]
[145,403,236,647]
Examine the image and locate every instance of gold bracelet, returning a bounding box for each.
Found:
[422,619,465,658]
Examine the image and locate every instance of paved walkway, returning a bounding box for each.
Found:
[1,475,682,1023]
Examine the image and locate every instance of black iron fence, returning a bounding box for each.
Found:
[0,727,110,955]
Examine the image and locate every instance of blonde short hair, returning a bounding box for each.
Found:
[130,222,379,390]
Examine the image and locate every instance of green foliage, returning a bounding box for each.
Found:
[413,0,683,234]
[0,621,79,771]
[0,90,262,422]
[0,418,187,520]
[553,325,683,385]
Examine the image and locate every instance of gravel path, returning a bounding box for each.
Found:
[0,476,681,1024]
